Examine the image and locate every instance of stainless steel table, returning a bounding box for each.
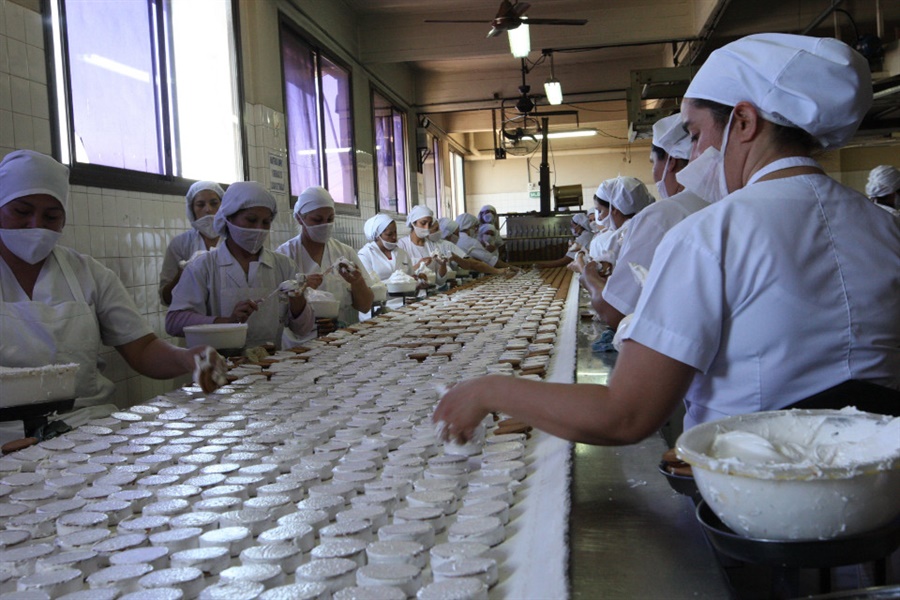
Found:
[568,313,733,599]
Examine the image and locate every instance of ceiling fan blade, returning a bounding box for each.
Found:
[486,26,505,38]
[510,1,531,19]
[424,19,490,23]
[519,18,588,26]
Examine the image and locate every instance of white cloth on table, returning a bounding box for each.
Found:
[167,243,314,347]
[602,190,708,315]
[358,241,413,282]
[1,246,151,408]
[624,164,900,429]
[159,230,216,305]
[276,235,373,325]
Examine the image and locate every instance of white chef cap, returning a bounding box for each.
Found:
[364,213,394,241]
[406,204,434,227]
[214,181,277,238]
[456,213,479,231]
[609,176,654,216]
[478,205,497,216]
[593,179,615,204]
[478,224,498,238]
[652,114,692,161]
[294,186,335,217]
[0,150,69,211]
[185,180,225,222]
[685,33,872,149]
[865,165,900,198]
[572,213,591,230]
[438,217,459,238]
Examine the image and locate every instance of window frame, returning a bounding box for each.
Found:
[278,15,359,215]
[46,0,247,195]
[370,86,410,217]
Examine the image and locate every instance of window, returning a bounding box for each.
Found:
[373,90,408,214]
[422,135,442,218]
[280,23,356,205]
[450,151,465,217]
[50,0,243,183]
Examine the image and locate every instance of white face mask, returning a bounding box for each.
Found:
[303,221,334,244]
[655,156,672,200]
[413,227,431,240]
[427,231,442,243]
[0,228,62,264]
[193,214,218,239]
[227,222,269,254]
[380,239,398,250]
[598,213,617,233]
[676,111,734,203]
[481,212,494,223]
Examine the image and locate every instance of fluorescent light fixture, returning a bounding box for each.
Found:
[508,18,530,58]
[534,129,597,140]
[544,79,563,105]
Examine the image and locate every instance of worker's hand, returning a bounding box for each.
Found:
[229,299,258,323]
[305,273,324,289]
[568,252,587,274]
[597,261,614,278]
[414,257,433,270]
[186,346,228,393]
[339,265,363,284]
[433,377,494,443]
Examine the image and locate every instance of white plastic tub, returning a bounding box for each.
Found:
[0,363,79,408]
[183,323,248,350]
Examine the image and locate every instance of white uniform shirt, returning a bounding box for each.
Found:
[159,230,216,305]
[358,242,413,281]
[456,233,498,266]
[588,228,616,262]
[624,173,900,429]
[168,244,313,348]
[276,235,373,325]
[602,190,708,315]
[566,231,595,259]
[397,236,448,283]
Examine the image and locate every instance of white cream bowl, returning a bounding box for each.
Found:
[183,323,248,350]
[309,299,341,319]
[676,408,900,541]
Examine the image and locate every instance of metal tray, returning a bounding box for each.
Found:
[657,461,701,502]
[696,500,900,568]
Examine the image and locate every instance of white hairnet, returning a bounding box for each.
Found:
[865,165,900,198]
[365,213,394,241]
[609,176,654,216]
[685,33,871,149]
[185,180,225,222]
[594,179,615,204]
[478,224,498,238]
[652,114,692,161]
[294,186,335,216]
[438,217,459,238]
[572,213,591,230]
[479,204,496,216]
[0,150,69,211]
[456,213,479,231]
[406,204,434,227]
[214,181,277,238]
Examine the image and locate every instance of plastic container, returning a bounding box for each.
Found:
[183,323,248,350]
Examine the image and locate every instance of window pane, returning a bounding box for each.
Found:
[373,92,397,212]
[392,111,407,214]
[169,0,241,182]
[64,0,162,172]
[282,29,321,196]
[320,56,354,204]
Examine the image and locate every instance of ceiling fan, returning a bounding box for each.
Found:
[425,0,588,38]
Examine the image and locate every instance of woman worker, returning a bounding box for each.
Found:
[276,186,373,326]
[434,217,507,276]
[434,33,900,445]
[397,205,448,281]
[166,181,315,348]
[159,181,224,306]
[535,213,593,269]
[0,151,223,433]
[865,165,900,217]
[357,213,413,281]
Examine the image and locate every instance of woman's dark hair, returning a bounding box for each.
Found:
[687,98,821,154]
[593,195,610,208]
[651,144,667,161]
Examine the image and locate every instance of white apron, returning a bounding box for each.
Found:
[216,261,286,349]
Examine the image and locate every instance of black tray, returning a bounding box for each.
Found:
[696,500,900,569]
[657,461,701,502]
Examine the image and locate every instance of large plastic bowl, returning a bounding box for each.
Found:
[387,281,416,294]
[183,323,248,350]
[309,299,340,319]
[676,409,900,541]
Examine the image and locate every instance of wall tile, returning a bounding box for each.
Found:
[4,2,24,44]
[12,110,32,148]
[9,73,28,113]
[23,7,41,49]
[0,72,10,110]
[0,109,13,147]
[6,37,26,78]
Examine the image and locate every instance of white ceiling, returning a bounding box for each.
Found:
[343,0,900,156]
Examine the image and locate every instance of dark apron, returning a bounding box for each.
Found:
[787,380,900,416]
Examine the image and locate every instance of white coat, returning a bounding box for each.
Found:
[625,157,900,429]
[276,235,373,325]
[456,233,498,266]
[159,229,216,305]
[358,242,413,282]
